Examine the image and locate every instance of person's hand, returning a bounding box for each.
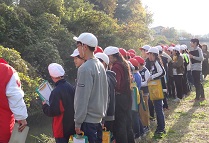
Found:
[189,54,193,59]
[17,119,27,132]
[75,127,82,135]
[147,76,152,82]
[42,100,46,105]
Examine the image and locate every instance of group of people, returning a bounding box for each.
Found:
[42,32,207,143]
[0,31,207,143]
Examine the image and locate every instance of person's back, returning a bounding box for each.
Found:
[43,63,75,143]
[75,58,108,125]
[0,62,28,143]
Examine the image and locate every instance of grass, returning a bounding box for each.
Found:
[140,78,209,143]
[27,79,209,143]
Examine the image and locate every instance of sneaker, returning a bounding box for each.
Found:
[154,130,166,138]
[143,126,150,134]
[173,98,180,102]
[134,137,141,143]
[189,98,200,102]
[200,97,206,101]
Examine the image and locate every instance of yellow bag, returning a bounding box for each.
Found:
[102,128,111,143]
[148,79,164,100]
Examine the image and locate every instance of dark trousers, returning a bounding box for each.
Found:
[153,100,165,132]
[81,122,102,143]
[113,94,135,143]
[55,137,69,143]
[163,92,168,109]
[182,72,189,95]
[192,71,205,99]
[174,75,183,99]
[131,111,140,138]
[167,76,176,98]
[148,97,154,118]
[187,70,194,86]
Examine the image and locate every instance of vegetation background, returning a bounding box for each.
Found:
[0,0,208,142]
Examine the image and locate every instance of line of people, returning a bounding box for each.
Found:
[42,33,206,143]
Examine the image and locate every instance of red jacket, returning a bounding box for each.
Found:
[0,64,15,143]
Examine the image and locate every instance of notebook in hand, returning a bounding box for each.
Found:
[9,123,29,143]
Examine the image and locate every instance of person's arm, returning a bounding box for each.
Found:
[141,70,151,87]
[42,89,62,117]
[162,51,172,62]
[74,68,93,129]
[192,48,204,61]
[151,61,164,80]
[6,72,28,131]
[134,73,142,90]
[111,65,122,92]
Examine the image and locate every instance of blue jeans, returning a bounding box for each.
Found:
[153,100,165,132]
[55,137,68,143]
[81,122,102,143]
[131,111,140,138]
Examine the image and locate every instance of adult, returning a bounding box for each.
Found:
[189,38,205,100]
[104,46,135,143]
[202,44,209,79]
[43,63,75,143]
[73,33,108,143]
[0,58,28,143]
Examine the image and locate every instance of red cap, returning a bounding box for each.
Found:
[134,56,145,65]
[119,48,127,57]
[0,58,8,64]
[170,43,175,47]
[94,46,103,54]
[129,52,135,58]
[128,49,136,54]
[129,58,139,67]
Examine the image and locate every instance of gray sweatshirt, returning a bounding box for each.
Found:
[74,58,108,128]
[189,47,204,71]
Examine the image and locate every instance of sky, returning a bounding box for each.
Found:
[141,0,209,35]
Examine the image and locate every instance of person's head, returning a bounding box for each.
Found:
[190,38,201,48]
[147,47,159,62]
[134,56,145,69]
[95,53,109,70]
[156,45,163,55]
[167,47,173,56]
[48,63,65,83]
[129,58,139,71]
[202,44,208,52]
[119,48,128,59]
[173,46,180,56]
[104,46,120,64]
[94,46,103,54]
[73,33,98,60]
[70,49,85,68]
[139,45,151,59]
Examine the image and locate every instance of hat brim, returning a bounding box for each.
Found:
[73,36,78,41]
[70,53,79,57]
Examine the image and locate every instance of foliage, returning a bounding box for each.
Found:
[151,35,171,46]
[0,46,42,109]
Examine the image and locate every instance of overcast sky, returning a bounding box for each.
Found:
[141,0,209,35]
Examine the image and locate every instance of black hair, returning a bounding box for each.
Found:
[76,41,95,52]
[202,44,208,51]
[191,38,202,48]
[159,51,163,54]
[134,66,139,70]
[174,50,180,57]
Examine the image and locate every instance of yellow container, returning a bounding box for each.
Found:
[148,79,164,100]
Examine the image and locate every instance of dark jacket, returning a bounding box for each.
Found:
[103,70,117,121]
[173,56,184,74]
[43,79,75,138]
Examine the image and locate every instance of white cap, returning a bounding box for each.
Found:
[141,45,151,51]
[48,63,65,77]
[167,46,174,52]
[95,53,109,65]
[173,46,180,52]
[147,47,159,55]
[104,46,119,56]
[70,49,79,57]
[73,33,98,47]
[155,45,163,51]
